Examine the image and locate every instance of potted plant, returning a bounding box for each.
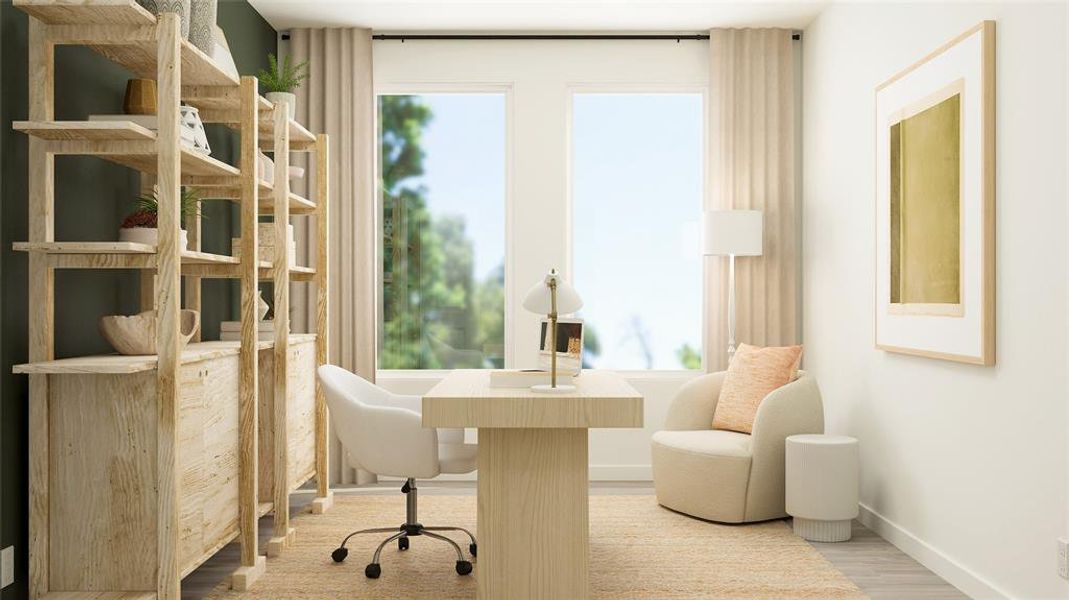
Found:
[119,186,201,250]
[258,53,309,119]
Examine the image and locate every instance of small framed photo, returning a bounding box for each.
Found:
[538,318,583,375]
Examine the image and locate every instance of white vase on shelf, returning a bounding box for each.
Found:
[265,91,296,119]
[119,227,189,251]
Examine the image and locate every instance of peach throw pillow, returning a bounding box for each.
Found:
[711,343,803,434]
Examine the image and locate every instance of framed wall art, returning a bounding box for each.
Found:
[875,21,995,365]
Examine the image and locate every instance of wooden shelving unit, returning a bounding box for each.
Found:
[11,2,332,599]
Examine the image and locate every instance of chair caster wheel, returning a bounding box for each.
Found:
[398,537,409,551]
[365,563,382,579]
[456,560,473,576]
[331,547,348,563]
[469,543,477,557]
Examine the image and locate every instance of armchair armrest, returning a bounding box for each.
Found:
[744,373,824,520]
[663,371,727,431]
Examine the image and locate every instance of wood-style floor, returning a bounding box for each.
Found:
[181,482,968,600]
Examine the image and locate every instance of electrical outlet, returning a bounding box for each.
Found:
[1,546,13,589]
[1059,538,1069,580]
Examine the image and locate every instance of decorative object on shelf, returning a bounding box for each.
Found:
[123,79,157,115]
[258,290,270,321]
[232,223,297,264]
[258,151,274,182]
[211,25,240,80]
[100,309,200,355]
[119,185,200,250]
[703,209,763,361]
[179,105,211,154]
[522,268,583,393]
[188,0,217,54]
[136,0,191,39]
[288,165,305,180]
[259,53,309,120]
[220,319,275,342]
[875,21,995,365]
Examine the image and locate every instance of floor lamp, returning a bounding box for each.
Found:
[703,210,763,362]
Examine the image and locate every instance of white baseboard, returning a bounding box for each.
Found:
[858,503,1011,599]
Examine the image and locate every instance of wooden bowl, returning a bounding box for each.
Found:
[100,309,200,355]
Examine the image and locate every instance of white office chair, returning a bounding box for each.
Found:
[318,365,478,579]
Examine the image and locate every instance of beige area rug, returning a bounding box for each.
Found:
[208,495,866,599]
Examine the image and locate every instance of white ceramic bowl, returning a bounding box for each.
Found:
[100,309,200,355]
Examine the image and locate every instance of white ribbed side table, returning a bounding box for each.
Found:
[785,434,859,542]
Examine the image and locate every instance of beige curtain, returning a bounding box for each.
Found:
[289,29,377,483]
[706,29,800,371]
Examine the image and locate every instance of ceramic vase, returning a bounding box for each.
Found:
[188,0,217,54]
[123,79,157,115]
[100,309,200,355]
[265,91,297,119]
[136,0,191,39]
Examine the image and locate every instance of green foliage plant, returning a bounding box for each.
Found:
[258,53,309,93]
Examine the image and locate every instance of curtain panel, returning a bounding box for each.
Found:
[706,28,800,371]
[289,28,377,483]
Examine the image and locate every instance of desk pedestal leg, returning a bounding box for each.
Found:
[477,428,589,600]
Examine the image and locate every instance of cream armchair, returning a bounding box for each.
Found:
[651,371,824,523]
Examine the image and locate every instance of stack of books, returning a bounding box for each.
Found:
[220,320,275,342]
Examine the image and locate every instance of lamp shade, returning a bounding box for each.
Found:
[703,210,763,256]
[522,269,583,314]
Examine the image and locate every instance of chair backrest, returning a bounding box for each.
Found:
[317,365,440,478]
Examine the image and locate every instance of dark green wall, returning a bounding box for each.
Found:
[0,2,276,597]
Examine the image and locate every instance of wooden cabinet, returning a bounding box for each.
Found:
[43,352,242,590]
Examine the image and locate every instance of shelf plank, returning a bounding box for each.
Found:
[13,120,155,141]
[13,241,239,268]
[14,121,240,182]
[261,117,317,151]
[184,180,315,214]
[15,0,155,25]
[16,0,238,87]
[13,335,317,375]
[38,592,157,600]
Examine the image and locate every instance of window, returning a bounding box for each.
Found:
[572,93,704,370]
[378,94,507,369]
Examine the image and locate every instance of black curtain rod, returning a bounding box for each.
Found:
[282,33,801,41]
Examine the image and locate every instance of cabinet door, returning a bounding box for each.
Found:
[178,356,240,575]
[286,341,317,490]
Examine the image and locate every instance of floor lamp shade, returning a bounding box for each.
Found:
[703,210,764,257]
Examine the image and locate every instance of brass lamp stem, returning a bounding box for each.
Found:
[549,278,558,388]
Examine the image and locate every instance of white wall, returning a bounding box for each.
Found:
[803,3,1068,599]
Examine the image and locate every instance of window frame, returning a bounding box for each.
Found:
[564,83,710,374]
[374,83,516,374]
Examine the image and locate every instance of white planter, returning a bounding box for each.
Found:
[120,227,189,251]
[265,91,296,119]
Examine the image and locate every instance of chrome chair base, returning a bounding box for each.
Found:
[329,478,477,578]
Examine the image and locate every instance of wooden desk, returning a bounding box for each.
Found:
[423,370,643,599]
